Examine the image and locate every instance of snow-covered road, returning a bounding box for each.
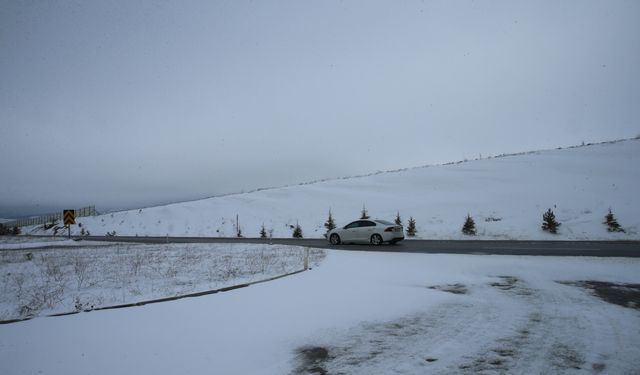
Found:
[1,250,638,374]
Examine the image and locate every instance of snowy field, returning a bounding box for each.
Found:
[1,248,639,374]
[23,139,640,240]
[0,238,324,321]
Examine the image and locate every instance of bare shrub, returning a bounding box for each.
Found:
[220,255,240,280]
[73,255,89,289]
[260,250,279,273]
[19,304,35,317]
[74,293,104,312]
[183,250,202,266]
[130,252,145,276]
[12,274,25,300]
[308,248,327,267]
[244,253,262,275]
[23,275,66,314]
[37,256,65,283]
[148,252,167,276]
[243,247,278,275]
[165,265,179,279]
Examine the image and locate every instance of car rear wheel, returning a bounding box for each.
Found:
[370,234,383,245]
[330,233,341,245]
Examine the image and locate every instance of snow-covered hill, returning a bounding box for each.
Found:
[30,139,640,240]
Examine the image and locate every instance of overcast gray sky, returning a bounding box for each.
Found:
[1,1,639,218]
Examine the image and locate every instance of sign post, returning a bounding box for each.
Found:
[63,210,75,239]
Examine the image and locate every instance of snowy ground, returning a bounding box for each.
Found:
[1,248,638,374]
[0,238,324,321]
[23,139,640,240]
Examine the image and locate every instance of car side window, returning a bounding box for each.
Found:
[362,221,376,227]
[344,221,359,229]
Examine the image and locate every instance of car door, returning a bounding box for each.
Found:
[341,221,360,242]
[358,220,377,242]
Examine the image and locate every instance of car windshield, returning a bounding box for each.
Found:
[376,220,394,225]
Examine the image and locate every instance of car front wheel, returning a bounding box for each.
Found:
[370,234,383,245]
[330,233,341,245]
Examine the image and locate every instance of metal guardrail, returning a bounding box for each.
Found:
[1,206,97,228]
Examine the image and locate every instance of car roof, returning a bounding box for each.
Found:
[345,219,393,224]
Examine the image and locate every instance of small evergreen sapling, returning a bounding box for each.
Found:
[406,217,417,237]
[292,222,303,238]
[360,205,370,220]
[260,224,268,238]
[324,209,336,233]
[395,211,402,226]
[462,214,476,235]
[603,209,625,232]
[541,208,561,234]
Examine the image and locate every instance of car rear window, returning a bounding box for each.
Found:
[376,220,394,225]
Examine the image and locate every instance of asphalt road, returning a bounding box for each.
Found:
[72,236,640,257]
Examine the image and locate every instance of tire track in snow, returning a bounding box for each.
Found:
[292,301,503,375]
[453,276,583,374]
[291,275,640,374]
[291,283,525,375]
[455,275,639,374]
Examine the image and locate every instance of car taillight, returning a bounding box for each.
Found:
[384,227,394,232]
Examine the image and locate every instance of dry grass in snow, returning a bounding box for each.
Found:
[0,242,325,321]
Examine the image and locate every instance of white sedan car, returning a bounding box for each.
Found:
[327,219,404,245]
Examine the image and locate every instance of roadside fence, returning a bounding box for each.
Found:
[2,206,97,228]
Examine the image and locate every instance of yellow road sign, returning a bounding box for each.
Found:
[63,210,75,225]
